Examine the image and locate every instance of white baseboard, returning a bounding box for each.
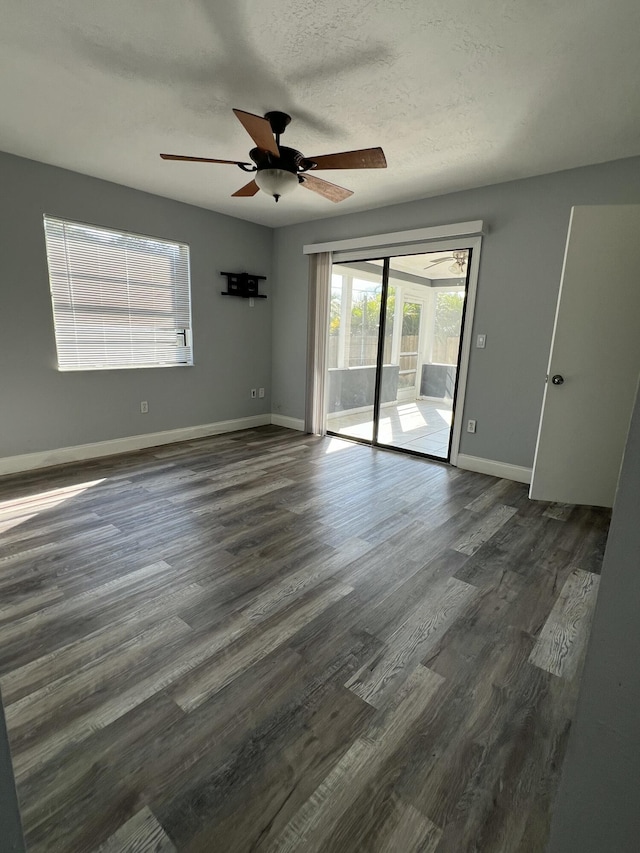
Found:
[0,421,532,482]
[456,453,532,484]
[0,414,272,476]
[271,414,305,431]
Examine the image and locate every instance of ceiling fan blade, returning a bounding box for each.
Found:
[300,173,353,203]
[160,153,250,166]
[232,109,279,156]
[424,257,455,269]
[232,179,260,198]
[306,147,387,170]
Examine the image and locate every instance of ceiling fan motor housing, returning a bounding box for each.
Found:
[249,146,314,177]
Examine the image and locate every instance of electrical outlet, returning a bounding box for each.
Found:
[250,388,257,399]
[467,419,477,433]
[258,387,265,398]
[476,334,486,348]
[140,401,148,414]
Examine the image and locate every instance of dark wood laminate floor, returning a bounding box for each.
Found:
[0,427,610,852]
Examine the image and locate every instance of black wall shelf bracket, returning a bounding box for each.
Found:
[220,271,267,299]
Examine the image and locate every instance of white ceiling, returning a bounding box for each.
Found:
[2,0,640,228]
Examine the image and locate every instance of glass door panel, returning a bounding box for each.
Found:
[326,260,384,444]
[375,251,469,460]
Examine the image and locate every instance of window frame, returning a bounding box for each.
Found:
[43,215,194,372]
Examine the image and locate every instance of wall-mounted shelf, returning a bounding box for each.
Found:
[220,271,267,299]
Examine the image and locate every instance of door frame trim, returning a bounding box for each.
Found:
[448,236,481,465]
[303,220,484,256]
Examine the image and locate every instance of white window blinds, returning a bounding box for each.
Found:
[43,216,193,370]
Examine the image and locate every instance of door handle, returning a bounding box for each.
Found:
[551,374,564,385]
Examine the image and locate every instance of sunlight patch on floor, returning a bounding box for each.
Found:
[0,479,106,534]
[324,437,355,454]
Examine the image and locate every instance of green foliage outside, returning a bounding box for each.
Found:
[435,292,464,341]
[331,288,463,339]
[330,287,396,336]
[329,285,464,366]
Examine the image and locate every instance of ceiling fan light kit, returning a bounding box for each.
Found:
[160,108,387,204]
[254,168,298,202]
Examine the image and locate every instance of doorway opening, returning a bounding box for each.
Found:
[326,248,471,462]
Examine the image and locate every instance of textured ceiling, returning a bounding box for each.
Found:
[2,0,640,228]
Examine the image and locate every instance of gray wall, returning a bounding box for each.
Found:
[271,156,640,468]
[547,378,640,853]
[0,151,273,459]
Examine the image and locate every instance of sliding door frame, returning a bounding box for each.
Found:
[371,258,390,446]
[306,223,483,467]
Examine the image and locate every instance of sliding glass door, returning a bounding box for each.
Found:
[326,260,385,442]
[326,248,471,462]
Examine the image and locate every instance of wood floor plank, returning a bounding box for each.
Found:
[18,694,185,853]
[0,479,108,526]
[172,581,354,712]
[0,523,120,573]
[357,548,470,642]
[270,666,444,852]
[346,576,476,708]
[242,538,371,623]
[0,510,101,552]
[10,611,259,781]
[397,625,543,830]
[0,426,611,853]
[429,649,577,852]
[371,798,441,853]
[529,567,600,679]
[166,466,294,504]
[452,514,544,588]
[0,586,64,623]
[423,569,526,681]
[465,477,517,513]
[93,806,176,852]
[563,505,610,574]
[322,786,442,853]
[0,560,193,673]
[543,502,574,521]
[172,686,373,852]
[453,503,518,555]
[4,617,191,752]
[0,582,202,705]
[191,477,295,513]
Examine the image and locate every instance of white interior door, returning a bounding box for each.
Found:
[530,205,640,507]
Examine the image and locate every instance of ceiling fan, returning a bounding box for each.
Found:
[424,250,469,275]
[160,109,387,203]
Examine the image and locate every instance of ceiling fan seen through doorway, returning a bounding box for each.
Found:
[160,109,387,203]
[424,250,469,275]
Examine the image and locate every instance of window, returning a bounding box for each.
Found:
[43,216,193,370]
